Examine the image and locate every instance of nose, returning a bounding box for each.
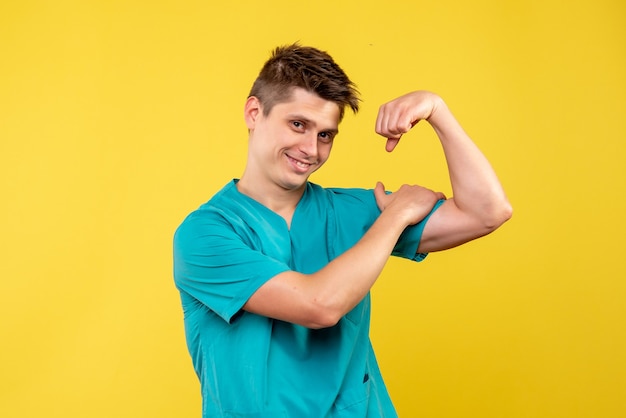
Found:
[298,132,318,159]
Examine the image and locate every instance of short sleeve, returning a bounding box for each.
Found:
[173,210,291,323]
[392,199,445,261]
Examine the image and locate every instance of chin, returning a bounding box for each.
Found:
[280,177,309,191]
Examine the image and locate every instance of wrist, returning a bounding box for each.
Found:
[425,95,447,124]
[377,206,413,232]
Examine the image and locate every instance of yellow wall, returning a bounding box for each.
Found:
[1,0,624,417]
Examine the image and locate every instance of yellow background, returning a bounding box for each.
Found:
[1,0,624,417]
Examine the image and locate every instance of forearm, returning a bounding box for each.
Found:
[244,208,410,329]
[305,210,407,325]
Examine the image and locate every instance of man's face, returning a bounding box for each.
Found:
[245,88,341,192]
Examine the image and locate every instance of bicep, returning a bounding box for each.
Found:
[417,198,495,253]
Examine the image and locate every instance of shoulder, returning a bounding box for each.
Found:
[306,182,379,223]
[318,184,377,212]
[174,181,240,242]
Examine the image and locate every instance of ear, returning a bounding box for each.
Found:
[244,96,262,130]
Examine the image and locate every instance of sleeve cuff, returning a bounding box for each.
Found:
[392,199,445,262]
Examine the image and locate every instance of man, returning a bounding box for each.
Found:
[174,44,511,417]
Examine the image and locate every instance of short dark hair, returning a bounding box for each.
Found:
[248,44,360,121]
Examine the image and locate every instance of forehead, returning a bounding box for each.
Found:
[271,88,341,127]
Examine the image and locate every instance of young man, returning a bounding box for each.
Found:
[174,44,511,417]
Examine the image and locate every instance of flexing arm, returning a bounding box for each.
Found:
[376,91,512,253]
[243,182,444,329]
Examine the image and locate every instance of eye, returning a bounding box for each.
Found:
[318,131,335,143]
[291,121,305,131]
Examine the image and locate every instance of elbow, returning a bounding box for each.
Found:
[483,199,513,231]
[307,319,340,330]
[305,308,342,330]
[303,298,343,330]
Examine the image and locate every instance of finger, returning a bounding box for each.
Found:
[376,103,392,136]
[396,111,414,135]
[387,112,412,138]
[385,137,400,152]
[373,181,387,211]
[375,105,384,135]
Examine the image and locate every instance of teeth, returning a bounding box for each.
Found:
[288,156,311,168]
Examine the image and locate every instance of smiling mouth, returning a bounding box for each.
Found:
[286,155,315,170]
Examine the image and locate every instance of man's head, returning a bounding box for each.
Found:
[248,44,360,121]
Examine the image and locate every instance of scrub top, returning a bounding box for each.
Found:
[173,180,441,417]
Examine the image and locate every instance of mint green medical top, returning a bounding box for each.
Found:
[173,180,442,417]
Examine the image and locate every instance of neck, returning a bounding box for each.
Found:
[236,174,305,227]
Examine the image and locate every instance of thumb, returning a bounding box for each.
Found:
[374,181,387,211]
[385,137,400,152]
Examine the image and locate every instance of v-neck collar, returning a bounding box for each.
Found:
[230,179,310,231]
